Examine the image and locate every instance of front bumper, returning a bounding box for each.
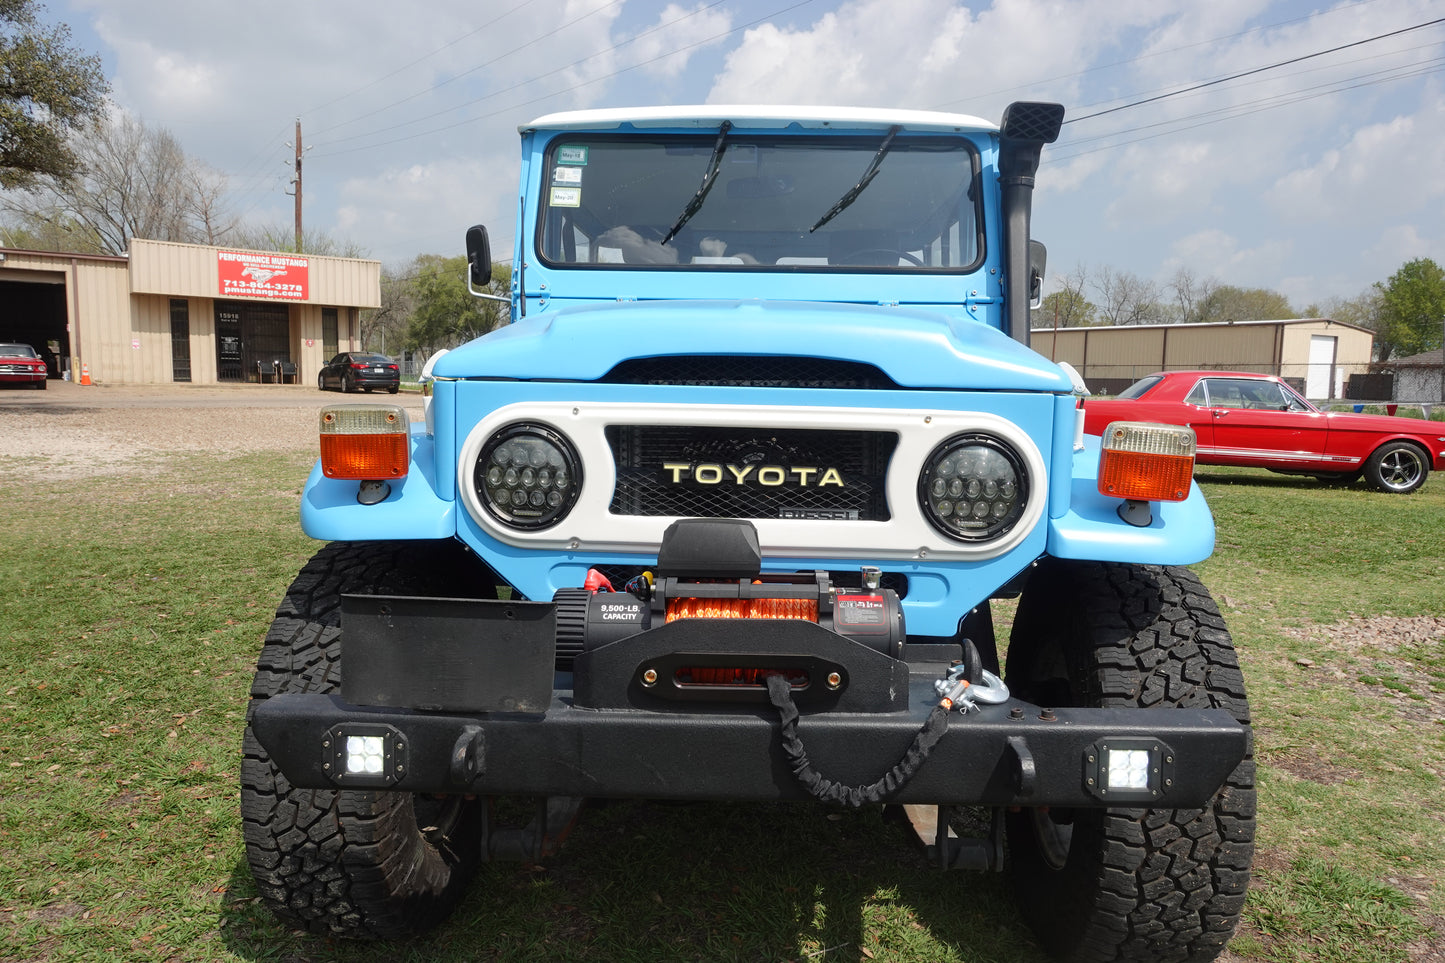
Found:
[249,595,1247,809]
[251,683,1244,807]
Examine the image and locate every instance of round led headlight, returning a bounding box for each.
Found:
[474,423,582,530]
[917,433,1029,541]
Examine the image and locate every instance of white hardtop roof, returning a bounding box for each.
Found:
[522,105,997,135]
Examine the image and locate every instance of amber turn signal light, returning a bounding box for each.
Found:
[1097,422,1195,502]
[319,404,410,479]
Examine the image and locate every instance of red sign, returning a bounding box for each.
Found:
[218,250,309,301]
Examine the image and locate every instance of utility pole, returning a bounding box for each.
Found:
[284,119,305,252]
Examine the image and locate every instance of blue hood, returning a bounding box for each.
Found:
[434,300,1072,393]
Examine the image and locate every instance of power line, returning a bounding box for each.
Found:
[1049,59,1445,162]
[302,0,539,121]
[927,0,1391,112]
[309,0,815,160]
[311,0,728,150]
[307,0,626,139]
[1064,15,1445,124]
[1055,43,1445,152]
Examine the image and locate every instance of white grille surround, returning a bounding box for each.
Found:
[457,402,1047,562]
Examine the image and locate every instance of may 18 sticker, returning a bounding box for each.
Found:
[556,146,588,165]
[550,187,582,208]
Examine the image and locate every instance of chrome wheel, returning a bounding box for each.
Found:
[1366,442,1427,494]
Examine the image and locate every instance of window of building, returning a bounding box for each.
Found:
[170,299,191,382]
[323,307,338,359]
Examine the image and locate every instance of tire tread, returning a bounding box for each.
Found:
[240,540,491,939]
[1006,560,1256,963]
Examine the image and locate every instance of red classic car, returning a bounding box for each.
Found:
[1082,370,1445,493]
[0,343,48,390]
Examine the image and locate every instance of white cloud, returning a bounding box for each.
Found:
[1161,229,1292,287]
[625,3,734,80]
[49,0,1445,298]
[705,0,1194,114]
[336,152,520,263]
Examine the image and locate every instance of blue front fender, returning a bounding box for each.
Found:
[1047,437,1215,565]
[300,427,457,542]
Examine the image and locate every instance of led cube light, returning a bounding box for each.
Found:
[326,724,407,787]
[1085,738,1175,802]
[346,735,385,774]
[1107,748,1152,790]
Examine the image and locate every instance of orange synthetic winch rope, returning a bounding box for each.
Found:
[665,597,819,622]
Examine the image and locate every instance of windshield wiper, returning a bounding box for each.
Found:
[661,120,733,246]
[809,125,902,233]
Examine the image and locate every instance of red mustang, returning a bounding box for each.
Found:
[0,343,48,390]
[1082,370,1445,494]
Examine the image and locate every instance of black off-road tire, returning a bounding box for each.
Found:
[241,540,497,939]
[1003,560,1255,963]
[1363,440,1428,493]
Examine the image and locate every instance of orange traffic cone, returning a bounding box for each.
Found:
[79,363,91,386]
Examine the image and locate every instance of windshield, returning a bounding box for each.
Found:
[537,133,981,272]
[0,344,38,358]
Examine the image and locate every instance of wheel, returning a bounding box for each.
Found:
[1003,560,1255,963]
[241,540,496,938]
[343,372,355,393]
[1363,441,1428,493]
[34,379,46,390]
[318,372,327,391]
[836,248,925,266]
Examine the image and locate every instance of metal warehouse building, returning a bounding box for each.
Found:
[1032,318,1375,400]
[0,239,380,386]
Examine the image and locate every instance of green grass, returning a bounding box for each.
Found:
[1,452,1442,961]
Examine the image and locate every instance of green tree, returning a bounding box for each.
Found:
[405,254,511,357]
[1039,264,1095,327]
[230,222,368,258]
[5,112,234,254]
[1196,286,1295,324]
[0,0,108,189]
[1374,257,1445,361]
[1040,289,1096,327]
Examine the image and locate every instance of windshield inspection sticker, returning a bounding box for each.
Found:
[553,166,583,185]
[556,145,589,165]
[550,187,582,208]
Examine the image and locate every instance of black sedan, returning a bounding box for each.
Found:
[318,352,400,393]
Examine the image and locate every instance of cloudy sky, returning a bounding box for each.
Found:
[48,0,1445,307]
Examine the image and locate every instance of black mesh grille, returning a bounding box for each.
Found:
[607,425,896,521]
[601,356,900,389]
[1000,102,1065,143]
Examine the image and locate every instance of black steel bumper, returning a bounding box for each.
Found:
[247,593,1247,808]
[250,680,1246,808]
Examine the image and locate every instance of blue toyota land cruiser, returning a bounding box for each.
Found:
[243,103,1254,962]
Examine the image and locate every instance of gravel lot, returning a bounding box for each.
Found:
[1,379,422,479]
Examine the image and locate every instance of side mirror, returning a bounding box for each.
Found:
[466,225,492,287]
[1028,239,1047,309]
